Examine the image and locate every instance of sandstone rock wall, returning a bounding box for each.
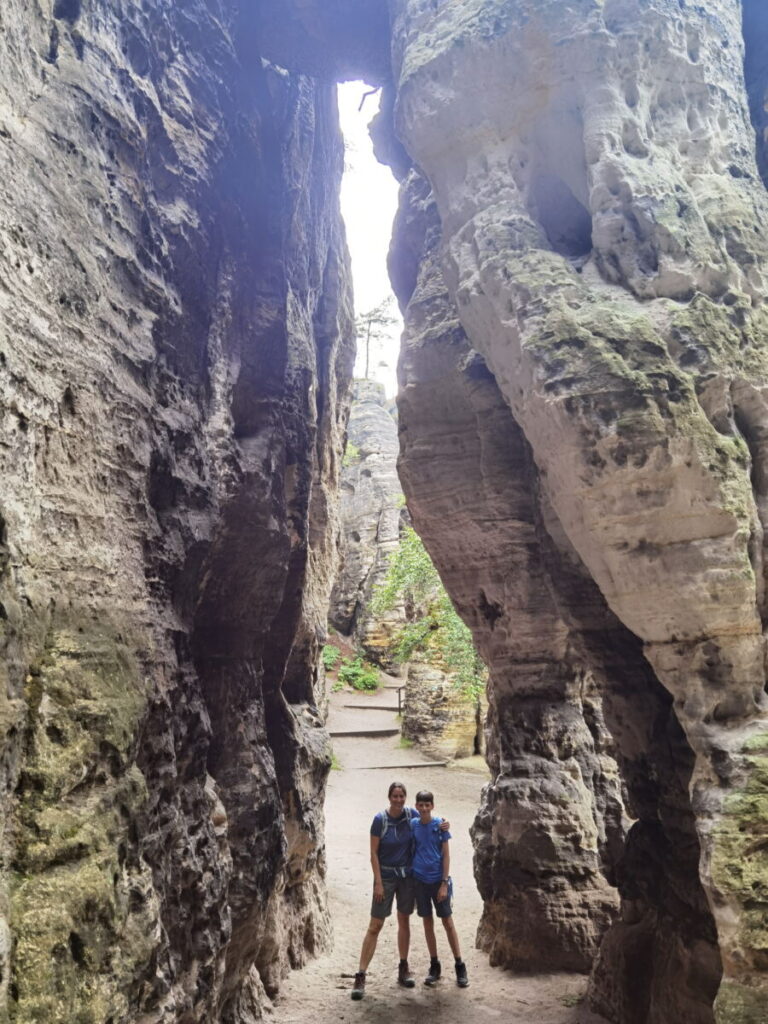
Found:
[401,660,486,762]
[0,2,352,1020]
[394,170,624,971]
[328,380,403,664]
[389,1,768,1020]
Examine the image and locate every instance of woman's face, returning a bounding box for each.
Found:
[388,787,407,812]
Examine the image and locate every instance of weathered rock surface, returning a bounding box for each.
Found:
[0,2,352,1020]
[401,659,485,761]
[328,380,403,665]
[394,171,625,971]
[390,1,768,1020]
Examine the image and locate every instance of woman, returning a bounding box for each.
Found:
[350,781,449,1000]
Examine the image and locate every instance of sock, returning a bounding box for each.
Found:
[399,959,407,966]
[455,958,463,965]
[431,956,439,964]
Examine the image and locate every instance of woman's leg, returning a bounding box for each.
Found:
[359,917,385,971]
[396,911,411,960]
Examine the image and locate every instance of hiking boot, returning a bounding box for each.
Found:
[351,972,366,1000]
[455,961,469,988]
[398,960,415,988]
[424,959,441,986]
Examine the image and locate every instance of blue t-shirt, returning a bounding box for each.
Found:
[370,807,419,868]
[412,816,450,883]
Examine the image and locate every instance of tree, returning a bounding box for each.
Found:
[372,526,487,700]
[355,297,398,380]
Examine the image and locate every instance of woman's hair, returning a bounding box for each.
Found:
[415,790,434,803]
[388,781,407,797]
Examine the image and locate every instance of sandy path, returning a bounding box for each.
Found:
[269,684,607,1024]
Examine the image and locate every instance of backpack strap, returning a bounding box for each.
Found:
[380,810,389,840]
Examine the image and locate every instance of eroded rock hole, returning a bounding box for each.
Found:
[531,172,593,258]
[53,0,81,24]
[68,931,86,966]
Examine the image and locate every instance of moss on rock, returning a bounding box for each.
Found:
[9,627,152,1023]
[714,980,768,1024]
[711,752,768,1007]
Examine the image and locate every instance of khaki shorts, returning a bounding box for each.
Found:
[370,874,415,919]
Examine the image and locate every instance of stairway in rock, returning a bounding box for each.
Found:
[328,670,447,769]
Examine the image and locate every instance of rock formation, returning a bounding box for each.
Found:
[388,1,768,1020]
[401,660,485,761]
[4,1,768,1022]
[328,380,403,663]
[393,169,626,972]
[0,2,352,1020]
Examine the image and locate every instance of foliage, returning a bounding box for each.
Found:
[322,644,342,671]
[331,751,343,771]
[372,526,437,615]
[372,526,487,701]
[338,656,380,692]
[342,441,361,467]
[560,991,585,1008]
[331,678,344,693]
[355,297,398,381]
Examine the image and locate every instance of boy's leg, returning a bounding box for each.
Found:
[422,914,438,958]
[415,880,439,957]
[440,915,462,961]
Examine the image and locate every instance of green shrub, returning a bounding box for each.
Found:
[338,656,379,692]
[372,526,487,701]
[343,441,361,467]
[322,644,342,671]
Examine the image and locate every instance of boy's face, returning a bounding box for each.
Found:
[415,799,434,820]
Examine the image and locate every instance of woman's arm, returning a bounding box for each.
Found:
[370,834,385,902]
[409,806,449,831]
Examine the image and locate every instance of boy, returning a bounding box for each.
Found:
[411,790,469,988]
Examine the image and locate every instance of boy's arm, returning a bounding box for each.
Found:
[438,837,450,897]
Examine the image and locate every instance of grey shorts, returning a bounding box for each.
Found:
[371,874,415,919]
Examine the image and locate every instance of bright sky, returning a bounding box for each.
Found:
[338,82,402,398]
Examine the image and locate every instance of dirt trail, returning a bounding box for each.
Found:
[269,682,607,1024]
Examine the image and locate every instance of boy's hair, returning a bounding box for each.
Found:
[388,781,407,797]
[415,790,434,804]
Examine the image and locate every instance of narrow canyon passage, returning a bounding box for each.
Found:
[270,687,606,1024]
[3,2,768,1022]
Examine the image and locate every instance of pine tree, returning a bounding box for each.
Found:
[355,297,398,380]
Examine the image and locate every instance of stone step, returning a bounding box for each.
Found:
[329,728,401,738]
[360,762,448,769]
[342,704,399,712]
